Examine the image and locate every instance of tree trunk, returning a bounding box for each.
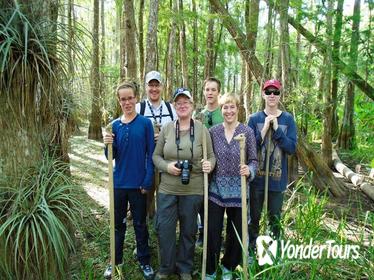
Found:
[0,0,73,176]
[88,0,103,141]
[165,0,177,99]
[208,0,345,196]
[331,0,344,141]
[338,0,361,150]
[192,0,198,102]
[145,0,159,75]
[204,5,215,79]
[263,0,274,80]
[100,0,106,124]
[138,0,145,82]
[119,5,126,80]
[67,0,74,74]
[321,0,333,167]
[279,0,291,102]
[123,0,138,81]
[178,0,188,88]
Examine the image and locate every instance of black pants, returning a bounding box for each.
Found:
[206,201,243,275]
[248,188,284,250]
[114,188,150,265]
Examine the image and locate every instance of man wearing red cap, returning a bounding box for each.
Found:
[247,79,297,253]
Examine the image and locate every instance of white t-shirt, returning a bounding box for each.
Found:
[135,99,177,128]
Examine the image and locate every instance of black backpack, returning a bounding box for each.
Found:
[140,100,174,121]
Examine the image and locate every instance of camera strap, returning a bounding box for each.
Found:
[175,119,195,163]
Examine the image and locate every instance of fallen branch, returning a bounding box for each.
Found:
[360,183,374,202]
[332,149,374,201]
[332,149,363,186]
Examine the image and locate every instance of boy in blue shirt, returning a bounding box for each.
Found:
[103,81,155,279]
[248,79,297,250]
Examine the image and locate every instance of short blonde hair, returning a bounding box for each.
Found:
[219,93,239,107]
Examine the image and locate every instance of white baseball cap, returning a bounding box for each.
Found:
[145,71,162,84]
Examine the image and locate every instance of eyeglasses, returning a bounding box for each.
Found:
[119,96,135,102]
[264,90,280,96]
[207,111,213,126]
[175,101,191,108]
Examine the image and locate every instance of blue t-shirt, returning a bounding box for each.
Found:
[105,114,155,190]
[248,111,297,192]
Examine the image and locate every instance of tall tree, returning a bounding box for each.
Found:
[165,0,178,98]
[338,0,361,149]
[123,0,138,81]
[279,0,291,101]
[331,0,344,141]
[178,0,188,88]
[192,0,198,101]
[145,0,159,75]
[138,0,145,80]
[321,0,334,167]
[88,0,103,141]
[67,0,74,74]
[204,4,215,78]
[263,0,275,80]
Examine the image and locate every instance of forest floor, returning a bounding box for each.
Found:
[67,126,374,280]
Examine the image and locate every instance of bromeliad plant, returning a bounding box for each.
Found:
[0,158,81,279]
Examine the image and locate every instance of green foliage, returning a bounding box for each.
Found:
[0,157,82,279]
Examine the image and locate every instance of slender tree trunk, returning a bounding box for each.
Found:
[88,0,103,141]
[212,22,224,73]
[331,0,344,141]
[119,5,126,80]
[67,0,74,74]
[338,0,361,149]
[100,0,106,124]
[138,0,145,81]
[204,5,215,79]
[263,0,274,80]
[192,0,198,102]
[165,0,177,99]
[279,0,291,102]
[178,0,188,88]
[321,0,334,167]
[145,0,159,75]
[123,0,138,81]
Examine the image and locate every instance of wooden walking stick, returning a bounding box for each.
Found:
[234,133,248,280]
[263,123,273,234]
[106,124,116,279]
[201,116,209,280]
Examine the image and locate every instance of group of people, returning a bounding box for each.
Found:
[103,71,297,280]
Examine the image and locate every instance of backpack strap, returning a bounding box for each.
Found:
[165,101,174,121]
[140,100,146,116]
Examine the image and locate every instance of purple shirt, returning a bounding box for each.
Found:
[209,123,258,207]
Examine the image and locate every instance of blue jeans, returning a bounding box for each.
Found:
[114,188,150,265]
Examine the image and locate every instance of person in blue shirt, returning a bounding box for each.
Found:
[248,79,297,251]
[103,81,155,280]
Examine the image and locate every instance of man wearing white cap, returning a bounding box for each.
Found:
[136,70,177,141]
[136,71,177,218]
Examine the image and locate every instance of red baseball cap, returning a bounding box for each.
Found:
[263,79,282,90]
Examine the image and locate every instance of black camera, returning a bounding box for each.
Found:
[175,160,192,185]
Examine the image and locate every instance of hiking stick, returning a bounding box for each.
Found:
[234,133,248,280]
[263,123,273,234]
[201,117,209,280]
[106,124,116,278]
